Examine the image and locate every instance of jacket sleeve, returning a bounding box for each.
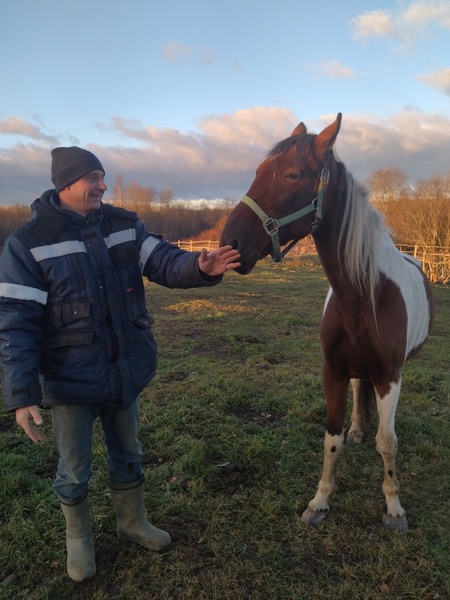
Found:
[136,222,223,289]
[0,235,47,412]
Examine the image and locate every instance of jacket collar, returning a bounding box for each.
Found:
[29,190,103,242]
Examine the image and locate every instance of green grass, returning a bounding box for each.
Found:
[1,257,449,599]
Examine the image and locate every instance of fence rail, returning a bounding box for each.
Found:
[174,240,450,284]
[396,245,450,284]
[175,240,220,252]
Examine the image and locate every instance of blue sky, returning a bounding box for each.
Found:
[1,0,450,205]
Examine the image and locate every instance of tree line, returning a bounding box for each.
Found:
[0,170,448,250]
[367,168,450,249]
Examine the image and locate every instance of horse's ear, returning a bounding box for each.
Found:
[291,122,307,137]
[314,113,342,159]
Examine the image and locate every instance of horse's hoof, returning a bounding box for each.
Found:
[346,430,363,445]
[382,513,409,532]
[301,506,328,526]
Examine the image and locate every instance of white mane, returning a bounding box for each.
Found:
[338,171,385,306]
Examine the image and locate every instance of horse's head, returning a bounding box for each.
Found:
[220,113,342,274]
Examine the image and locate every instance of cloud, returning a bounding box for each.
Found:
[351,1,450,45]
[0,143,55,204]
[1,107,450,206]
[0,116,58,144]
[162,41,214,67]
[332,109,450,184]
[417,67,450,96]
[403,0,450,27]
[351,10,396,41]
[96,107,300,199]
[310,59,356,79]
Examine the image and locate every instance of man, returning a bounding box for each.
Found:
[0,146,240,582]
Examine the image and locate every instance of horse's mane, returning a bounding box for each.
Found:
[337,163,385,306]
[267,134,316,171]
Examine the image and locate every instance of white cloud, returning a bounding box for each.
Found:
[310,59,356,79]
[162,41,214,67]
[351,10,396,41]
[1,107,450,206]
[403,0,450,27]
[0,116,58,144]
[335,109,450,183]
[162,41,192,66]
[351,1,450,45]
[417,67,450,96]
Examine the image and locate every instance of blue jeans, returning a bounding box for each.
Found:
[51,397,144,504]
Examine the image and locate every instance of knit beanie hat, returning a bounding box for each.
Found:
[51,146,105,192]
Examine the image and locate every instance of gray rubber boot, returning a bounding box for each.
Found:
[60,496,96,582]
[110,483,171,551]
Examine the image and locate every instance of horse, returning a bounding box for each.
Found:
[220,113,434,531]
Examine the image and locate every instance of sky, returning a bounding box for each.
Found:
[1,0,450,206]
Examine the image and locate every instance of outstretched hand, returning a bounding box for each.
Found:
[16,405,45,443]
[199,245,241,277]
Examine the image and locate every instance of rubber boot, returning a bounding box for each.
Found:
[110,483,171,551]
[60,496,96,582]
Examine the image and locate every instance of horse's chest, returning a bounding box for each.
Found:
[320,314,396,380]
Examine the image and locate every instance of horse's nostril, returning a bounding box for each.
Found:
[231,240,239,250]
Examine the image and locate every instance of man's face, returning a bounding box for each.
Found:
[59,170,107,216]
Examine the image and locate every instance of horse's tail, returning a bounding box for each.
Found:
[357,378,376,427]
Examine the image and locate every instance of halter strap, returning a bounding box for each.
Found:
[241,159,329,262]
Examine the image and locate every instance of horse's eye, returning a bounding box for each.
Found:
[285,173,300,181]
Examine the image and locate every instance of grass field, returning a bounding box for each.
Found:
[1,258,449,600]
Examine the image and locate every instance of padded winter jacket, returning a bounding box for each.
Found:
[0,190,221,412]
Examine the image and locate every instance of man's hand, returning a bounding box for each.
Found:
[199,245,241,276]
[15,405,45,443]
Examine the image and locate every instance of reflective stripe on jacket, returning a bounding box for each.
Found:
[0,190,220,412]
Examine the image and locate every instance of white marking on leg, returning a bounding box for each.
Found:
[307,432,344,513]
[376,379,405,518]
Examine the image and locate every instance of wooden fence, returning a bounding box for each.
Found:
[396,245,450,284]
[175,240,219,252]
[174,240,450,284]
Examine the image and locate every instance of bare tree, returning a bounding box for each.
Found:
[158,188,173,208]
[112,174,124,206]
[121,183,156,211]
[365,167,407,203]
[373,172,450,249]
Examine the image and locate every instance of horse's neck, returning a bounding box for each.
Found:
[313,167,381,308]
[315,235,365,304]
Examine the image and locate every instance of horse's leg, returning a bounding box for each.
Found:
[347,378,364,444]
[375,378,408,532]
[301,374,348,526]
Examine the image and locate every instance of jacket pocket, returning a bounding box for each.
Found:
[44,299,93,345]
[134,310,155,328]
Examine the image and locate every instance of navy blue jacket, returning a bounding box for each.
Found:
[0,190,221,412]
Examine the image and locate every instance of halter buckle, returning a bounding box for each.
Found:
[263,218,279,235]
[320,167,330,185]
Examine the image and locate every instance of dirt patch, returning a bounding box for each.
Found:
[160,371,189,383]
[208,462,262,495]
[163,515,217,581]
[35,456,58,478]
[234,335,263,344]
[141,453,167,467]
[227,406,286,428]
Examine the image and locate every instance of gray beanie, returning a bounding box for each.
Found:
[51,146,105,192]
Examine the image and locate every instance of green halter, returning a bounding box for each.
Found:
[241,159,329,262]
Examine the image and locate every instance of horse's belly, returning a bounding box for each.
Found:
[380,257,431,359]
